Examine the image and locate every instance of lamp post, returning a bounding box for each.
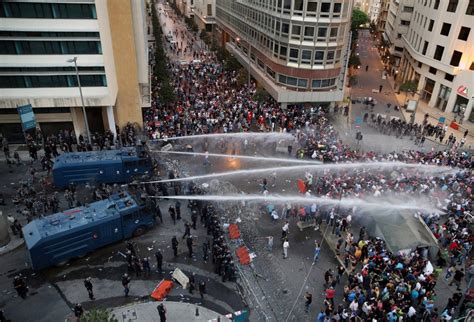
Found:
[67,57,91,141]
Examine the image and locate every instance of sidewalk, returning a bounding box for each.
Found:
[110,301,231,322]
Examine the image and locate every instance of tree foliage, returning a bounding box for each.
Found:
[253,86,270,103]
[399,80,418,93]
[81,309,118,322]
[351,9,369,30]
[348,55,361,68]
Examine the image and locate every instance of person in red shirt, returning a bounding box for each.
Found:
[325,286,335,306]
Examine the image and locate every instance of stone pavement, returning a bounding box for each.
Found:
[110,301,231,322]
[347,29,474,151]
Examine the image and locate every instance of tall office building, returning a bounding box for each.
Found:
[399,0,474,122]
[0,0,150,142]
[215,0,352,104]
[382,0,414,73]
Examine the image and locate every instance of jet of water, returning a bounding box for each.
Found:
[143,161,453,184]
[151,132,294,142]
[151,194,439,212]
[152,150,322,164]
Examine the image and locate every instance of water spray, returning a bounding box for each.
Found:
[153,150,322,164]
[151,194,439,212]
[143,162,453,184]
[151,132,294,142]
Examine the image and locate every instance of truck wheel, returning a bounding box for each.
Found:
[133,226,146,237]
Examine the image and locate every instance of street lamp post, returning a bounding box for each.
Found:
[67,57,91,141]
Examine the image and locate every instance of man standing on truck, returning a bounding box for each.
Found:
[172,236,179,257]
[83,277,95,300]
[121,274,131,297]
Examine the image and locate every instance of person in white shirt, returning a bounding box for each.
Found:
[283,239,289,258]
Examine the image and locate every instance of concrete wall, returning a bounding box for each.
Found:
[106,0,143,127]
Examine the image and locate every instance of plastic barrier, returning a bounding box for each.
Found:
[228,224,241,239]
[151,279,174,301]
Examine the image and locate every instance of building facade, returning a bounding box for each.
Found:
[215,0,352,104]
[193,0,215,32]
[0,0,150,143]
[368,0,381,23]
[399,0,474,123]
[383,0,413,73]
[376,0,390,32]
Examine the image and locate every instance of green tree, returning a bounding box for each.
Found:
[159,81,176,105]
[81,309,118,322]
[237,68,248,86]
[351,8,369,30]
[224,56,242,72]
[399,80,418,103]
[348,55,361,68]
[253,86,270,103]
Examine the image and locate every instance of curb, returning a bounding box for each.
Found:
[0,237,25,256]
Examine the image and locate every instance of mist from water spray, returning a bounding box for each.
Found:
[152,194,439,212]
[152,150,322,164]
[143,161,454,184]
[151,132,293,142]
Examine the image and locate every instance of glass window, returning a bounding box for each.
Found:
[458,27,470,41]
[294,0,304,11]
[304,26,314,37]
[307,1,317,11]
[327,51,335,60]
[314,51,324,60]
[321,79,330,87]
[292,25,301,36]
[333,3,341,13]
[289,48,299,61]
[330,27,338,38]
[286,76,297,86]
[302,50,312,60]
[297,79,307,87]
[450,50,462,66]
[321,3,331,12]
[312,79,321,88]
[279,46,287,56]
[282,23,289,34]
[467,0,474,15]
[440,23,451,36]
[447,0,458,12]
[433,45,444,60]
[318,28,327,38]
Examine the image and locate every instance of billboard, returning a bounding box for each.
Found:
[17,104,36,131]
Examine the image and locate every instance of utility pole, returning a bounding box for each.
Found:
[67,57,91,141]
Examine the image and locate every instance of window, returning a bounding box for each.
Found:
[289,48,299,60]
[314,51,324,60]
[403,6,414,12]
[321,2,331,12]
[467,0,474,15]
[292,25,301,38]
[397,33,402,38]
[433,45,444,60]
[450,50,462,66]
[422,41,428,55]
[428,20,434,31]
[307,1,317,11]
[440,23,451,36]
[207,4,212,16]
[312,79,321,88]
[279,46,287,57]
[458,27,470,41]
[294,0,304,11]
[447,0,458,12]
[301,50,312,61]
[401,20,410,26]
[333,3,341,13]
[0,2,96,19]
[444,73,454,82]
[304,26,314,37]
[317,27,327,38]
[330,27,338,38]
[282,23,289,35]
[394,46,403,52]
[327,50,335,60]
[418,62,422,68]
[429,67,437,75]
[297,79,307,88]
